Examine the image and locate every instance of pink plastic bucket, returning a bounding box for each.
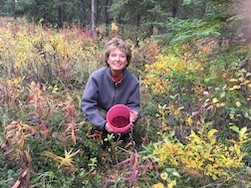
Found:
[106,104,131,133]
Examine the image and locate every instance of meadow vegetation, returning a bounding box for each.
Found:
[0,17,251,188]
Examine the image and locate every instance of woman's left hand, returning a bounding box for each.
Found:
[130,110,138,124]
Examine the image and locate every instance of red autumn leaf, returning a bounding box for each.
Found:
[62,104,75,118]
[71,129,76,144]
[25,94,36,104]
[40,120,48,140]
[142,161,153,175]
[68,105,74,117]
[141,134,148,145]
[124,152,139,182]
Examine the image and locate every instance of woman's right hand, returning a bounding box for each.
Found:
[105,122,114,133]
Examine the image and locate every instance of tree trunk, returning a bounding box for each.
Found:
[91,0,97,39]
[58,4,63,28]
[79,0,86,27]
[104,0,109,36]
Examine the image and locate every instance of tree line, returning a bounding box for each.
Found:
[1,0,246,44]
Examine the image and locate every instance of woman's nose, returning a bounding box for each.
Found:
[115,56,120,61]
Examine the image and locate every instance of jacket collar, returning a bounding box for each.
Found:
[105,66,128,81]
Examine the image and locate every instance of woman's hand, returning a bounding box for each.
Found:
[105,122,114,133]
[130,110,138,124]
[105,110,138,133]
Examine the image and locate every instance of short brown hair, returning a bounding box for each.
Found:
[103,38,132,67]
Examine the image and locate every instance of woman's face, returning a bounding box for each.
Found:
[107,48,128,76]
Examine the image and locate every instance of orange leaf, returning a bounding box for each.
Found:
[25,94,36,104]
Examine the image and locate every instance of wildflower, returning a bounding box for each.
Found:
[212,97,218,103]
[150,182,165,188]
[160,172,168,180]
[236,101,241,107]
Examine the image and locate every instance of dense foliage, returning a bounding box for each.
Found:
[0,1,251,187]
[0,14,251,187]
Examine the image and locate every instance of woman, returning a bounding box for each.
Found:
[81,38,140,134]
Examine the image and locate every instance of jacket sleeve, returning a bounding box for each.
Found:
[127,81,141,118]
[81,76,106,130]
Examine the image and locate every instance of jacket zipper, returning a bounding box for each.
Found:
[113,82,118,104]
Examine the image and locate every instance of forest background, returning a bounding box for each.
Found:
[0,0,251,187]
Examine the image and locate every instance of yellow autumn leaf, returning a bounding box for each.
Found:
[243,79,250,85]
[207,129,218,139]
[234,143,241,157]
[168,180,177,188]
[235,101,241,107]
[111,22,118,31]
[229,85,241,90]
[216,103,221,108]
[220,92,225,98]
[228,78,238,82]
[186,117,193,126]
[16,60,23,67]
[43,149,80,168]
[212,97,218,103]
[239,126,247,140]
[189,130,202,144]
[150,182,165,188]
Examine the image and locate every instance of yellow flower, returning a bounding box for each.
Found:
[160,172,168,180]
[212,97,218,103]
[150,182,165,188]
[236,101,241,107]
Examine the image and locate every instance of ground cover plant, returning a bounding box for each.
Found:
[0,17,251,188]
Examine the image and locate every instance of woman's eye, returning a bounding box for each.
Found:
[110,53,126,59]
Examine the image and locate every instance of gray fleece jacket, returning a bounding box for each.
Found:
[81,66,140,130]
